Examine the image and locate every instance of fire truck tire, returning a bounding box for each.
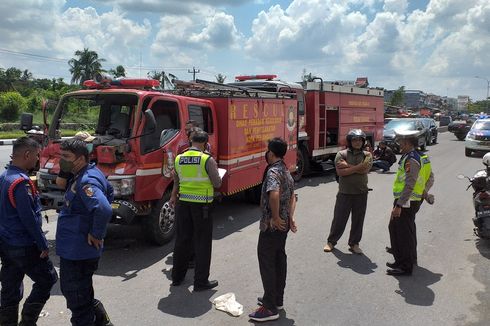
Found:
[143,192,176,246]
[292,147,309,182]
[245,184,262,205]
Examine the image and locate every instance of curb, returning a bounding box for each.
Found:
[0,139,14,146]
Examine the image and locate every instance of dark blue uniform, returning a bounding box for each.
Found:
[56,163,113,326]
[0,165,58,323]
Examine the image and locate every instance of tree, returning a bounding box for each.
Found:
[389,86,405,107]
[0,92,27,122]
[109,65,126,78]
[147,71,177,89]
[215,73,226,84]
[68,48,106,85]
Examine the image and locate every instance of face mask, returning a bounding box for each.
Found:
[86,144,94,154]
[265,150,271,165]
[59,158,76,173]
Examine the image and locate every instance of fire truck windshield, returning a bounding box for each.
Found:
[51,93,138,140]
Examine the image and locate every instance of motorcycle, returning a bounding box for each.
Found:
[459,166,490,239]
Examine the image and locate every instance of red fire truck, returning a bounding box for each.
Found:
[21,77,297,245]
[229,75,385,180]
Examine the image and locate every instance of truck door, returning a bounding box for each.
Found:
[136,96,181,201]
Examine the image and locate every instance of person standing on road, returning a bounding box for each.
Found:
[387,130,434,276]
[56,139,114,326]
[323,129,373,254]
[249,137,297,322]
[170,130,222,291]
[0,137,58,326]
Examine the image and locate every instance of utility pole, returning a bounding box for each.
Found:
[475,76,490,112]
[188,67,200,81]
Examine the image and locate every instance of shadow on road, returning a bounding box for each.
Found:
[157,286,217,318]
[331,249,378,275]
[393,265,442,306]
[463,238,490,326]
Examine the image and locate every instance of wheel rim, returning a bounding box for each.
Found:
[159,202,175,234]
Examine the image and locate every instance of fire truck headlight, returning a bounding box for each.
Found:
[120,178,135,196]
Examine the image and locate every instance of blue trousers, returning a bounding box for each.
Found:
[0,244,58,308]
[372,160,392,172]
[60,257,99,326]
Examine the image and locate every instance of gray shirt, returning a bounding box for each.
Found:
[335,149,372,194]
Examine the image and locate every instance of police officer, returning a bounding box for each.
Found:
[0,137,58,326]
[56,139,114,325]
[170,130,222,291]
[387,130,434,276]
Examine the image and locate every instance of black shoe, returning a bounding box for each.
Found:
[386,262,399,269]
[386,268,412,276]
[171,279,184,286]
[194,280,218,291]
[385,246,393,254]
[93,300,113,326]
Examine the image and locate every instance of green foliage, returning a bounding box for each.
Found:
[0,92,27,122]
[109,65,126,78]
[389,86,405,107]
[68,48,106,85]
[468,100,490,113]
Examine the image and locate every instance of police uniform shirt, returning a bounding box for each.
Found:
[173,147,222,191]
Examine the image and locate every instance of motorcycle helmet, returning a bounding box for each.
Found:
[346,129,366,149]
[483,152,490,167]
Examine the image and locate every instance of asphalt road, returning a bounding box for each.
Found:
[1,132,490,326]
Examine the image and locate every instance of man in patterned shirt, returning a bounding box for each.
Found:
[249,137,297,322]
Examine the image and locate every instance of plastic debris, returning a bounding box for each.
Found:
[227,216,234,221]
[212,293,243,317]
[39,310,49,317]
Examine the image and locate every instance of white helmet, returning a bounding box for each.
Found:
[483,152,490,166]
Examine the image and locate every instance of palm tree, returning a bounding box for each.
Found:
[68,48,106,85]
[109,65,126,78]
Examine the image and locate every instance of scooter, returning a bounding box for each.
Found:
[459,166,490,239]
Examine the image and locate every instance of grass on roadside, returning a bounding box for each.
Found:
[0,130,90,139]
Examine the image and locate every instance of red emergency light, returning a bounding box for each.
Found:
[235,74,277,81]
[83,77,161,89]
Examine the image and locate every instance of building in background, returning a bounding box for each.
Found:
[457,96,470,112]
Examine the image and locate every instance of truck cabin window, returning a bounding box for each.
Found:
[188,105,213,134]
[55,94,137,142]
[142,100,180,153]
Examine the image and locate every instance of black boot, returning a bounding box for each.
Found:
[94,300,113,326]
[0,305,19,326]
[19,303,44,326]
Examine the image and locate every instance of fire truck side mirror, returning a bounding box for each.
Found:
[20,113,33,131]
[144,109,156,134]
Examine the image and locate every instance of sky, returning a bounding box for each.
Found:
[0,0,489,100]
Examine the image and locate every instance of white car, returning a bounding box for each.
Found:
[465,119,490,157]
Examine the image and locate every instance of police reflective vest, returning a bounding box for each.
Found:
[393,151,429,201]
[175,150,214,203]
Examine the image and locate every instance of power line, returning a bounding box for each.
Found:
[188,66,200,81]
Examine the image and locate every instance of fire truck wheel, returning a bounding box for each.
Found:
[292,147,309,182]
[143,193,176,246]
[245,184,261,205]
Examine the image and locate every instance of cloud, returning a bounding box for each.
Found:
[244,0,490,98]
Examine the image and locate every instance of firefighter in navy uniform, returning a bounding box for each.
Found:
[56,139,114,326]
[170,130,222,291]
[0,137,58,326]
[387,130,434,276]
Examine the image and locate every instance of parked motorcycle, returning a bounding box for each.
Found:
[459,153,490,238]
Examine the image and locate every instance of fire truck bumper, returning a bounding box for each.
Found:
[111,200,138,224]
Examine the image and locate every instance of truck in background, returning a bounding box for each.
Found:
[20,77,297,245]
[229,75,385,180]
